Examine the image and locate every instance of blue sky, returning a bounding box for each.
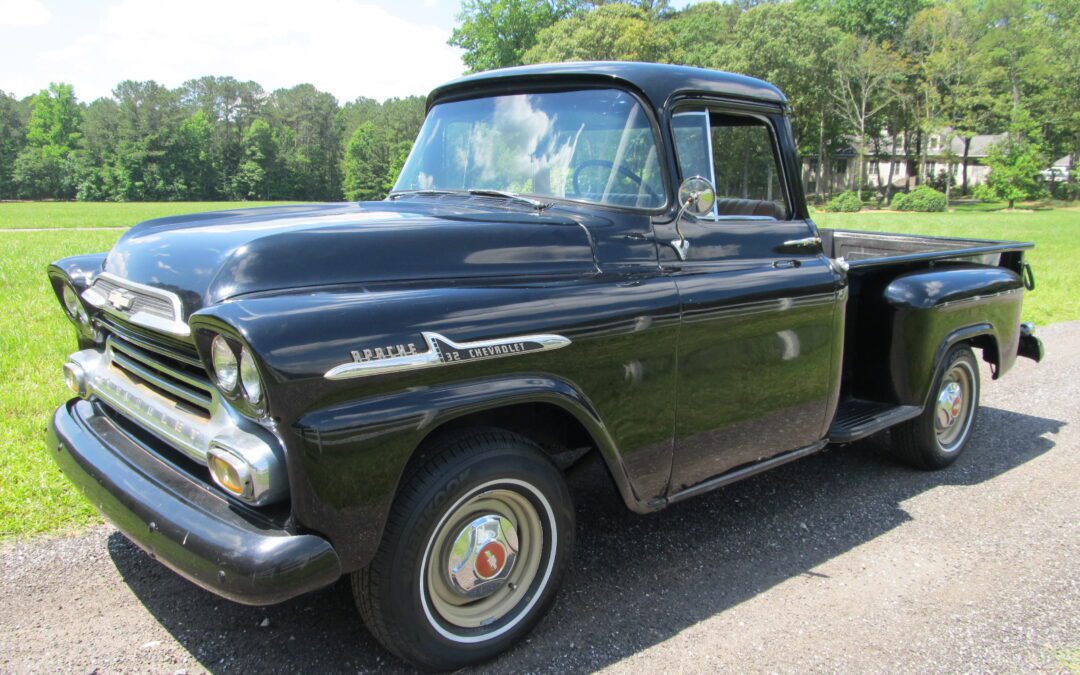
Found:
[0,0,471,103]
[2,0,699,104]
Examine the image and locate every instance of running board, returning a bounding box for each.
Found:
[657,441,827,507]
[828,398,921,443]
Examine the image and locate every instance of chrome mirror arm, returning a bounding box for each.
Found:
[670,194,697,261]
[670,176,716,262]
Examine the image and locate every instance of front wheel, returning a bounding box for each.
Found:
[352,430,574,670]
[891,345,981,469]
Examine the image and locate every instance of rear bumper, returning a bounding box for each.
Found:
[1018,322,1044,363]
[48,399,341,605]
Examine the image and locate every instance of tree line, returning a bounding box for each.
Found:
[452,0,1077,203]
[0,77,425,202]
[1,0,1076,204]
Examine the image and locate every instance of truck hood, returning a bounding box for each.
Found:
[103,200,599,316]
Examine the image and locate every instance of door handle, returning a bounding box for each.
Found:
[782,236,822,249]
[773,259,801,269]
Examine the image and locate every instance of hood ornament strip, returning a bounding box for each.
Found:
[324,331,571,381]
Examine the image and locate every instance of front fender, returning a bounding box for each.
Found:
[290,373,646,570]
[191,277,681,570]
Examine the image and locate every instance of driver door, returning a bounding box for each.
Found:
[661,106,844,493]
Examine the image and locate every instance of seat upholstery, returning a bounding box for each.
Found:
[714,198,785,219]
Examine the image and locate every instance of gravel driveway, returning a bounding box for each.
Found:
[2,323,1078,674]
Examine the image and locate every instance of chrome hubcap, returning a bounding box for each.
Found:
[936,381,963,429]
[933,362,975,452]
[445,514,519,599]
[425,487,545,630]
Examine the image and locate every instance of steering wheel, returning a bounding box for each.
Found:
[571,159,661,204]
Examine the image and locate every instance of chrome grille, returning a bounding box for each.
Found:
[107,335,213,418]
[82,273,190,337]
[90,276,175,320]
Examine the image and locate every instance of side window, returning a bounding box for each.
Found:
[673,110,789,220]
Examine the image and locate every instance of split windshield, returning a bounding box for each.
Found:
[393,89,666,209]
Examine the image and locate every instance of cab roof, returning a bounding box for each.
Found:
[428,61,787,111]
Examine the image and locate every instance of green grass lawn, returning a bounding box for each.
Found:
[0,230,123,537]
[0,204,1077,539]
[813,205,1080,326]
[0,201,306,229]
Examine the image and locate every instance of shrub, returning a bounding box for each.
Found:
[826,191,863,212]
[929,169,956,193]
[892,185,947,212]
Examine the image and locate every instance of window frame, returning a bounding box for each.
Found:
[669,104,793,222]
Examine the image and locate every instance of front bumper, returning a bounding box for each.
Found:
[48,399,341,605]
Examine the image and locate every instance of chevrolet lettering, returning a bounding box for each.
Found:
[45,63,1044,670]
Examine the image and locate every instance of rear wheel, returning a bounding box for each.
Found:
[892,345,980,469]
[352,430,573,670]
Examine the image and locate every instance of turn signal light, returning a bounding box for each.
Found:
[208,449,251,499]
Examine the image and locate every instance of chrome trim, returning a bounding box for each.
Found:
[109,346,213,410]
[65,348,282,483]
[783,236,822,249]
[445,514,519,599]
[208,439,288,506]
[324,331,572,381]
[82,272,191,337]
[103,321,204,367]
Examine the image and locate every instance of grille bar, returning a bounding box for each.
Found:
[102,316,203,366]
[110,346,213,411]
[107,335,213,416]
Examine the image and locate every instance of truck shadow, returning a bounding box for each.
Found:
[107,405,1063,673]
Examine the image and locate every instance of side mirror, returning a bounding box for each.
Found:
[679,176,716,216]
[671,176,716,260]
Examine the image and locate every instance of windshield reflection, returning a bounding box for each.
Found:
[394,89,665,210]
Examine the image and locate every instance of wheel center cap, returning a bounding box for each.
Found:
[937,382,963,427]
[475,541,508,579]
[445,514,518,599]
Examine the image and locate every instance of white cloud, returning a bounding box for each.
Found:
[0,0,52,26]
[36,0,464,102]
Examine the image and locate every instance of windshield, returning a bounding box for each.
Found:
[393,89,666,209]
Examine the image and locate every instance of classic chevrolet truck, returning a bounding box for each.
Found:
[47,63,1044,669]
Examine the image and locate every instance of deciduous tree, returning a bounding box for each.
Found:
[450,0,582,72]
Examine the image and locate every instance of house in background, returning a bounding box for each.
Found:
[801,130,1008,198]
[1044,154,1074,182]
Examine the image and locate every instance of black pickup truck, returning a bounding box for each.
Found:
[47,62,1043,669]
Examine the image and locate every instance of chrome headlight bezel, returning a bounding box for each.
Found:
[239,347,263,405]
[210,334,239,393]
[200,329,270,420]
[61,283,89,325]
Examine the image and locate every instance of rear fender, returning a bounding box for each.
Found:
[883,264,1024,405]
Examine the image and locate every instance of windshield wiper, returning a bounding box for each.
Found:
[389,188,553,212]
[386,189,464,200]
[467,189,552,212]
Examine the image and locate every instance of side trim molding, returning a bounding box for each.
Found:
[324,331,572,380]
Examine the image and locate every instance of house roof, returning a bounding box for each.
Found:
[947,133,1007,157]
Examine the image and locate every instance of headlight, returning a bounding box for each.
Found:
[239,347,262,404]
[211,335,238,392]
[62,283,88,325]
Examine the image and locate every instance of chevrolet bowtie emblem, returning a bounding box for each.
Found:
[107,288,134,311]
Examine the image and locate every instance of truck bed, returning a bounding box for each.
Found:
[819,228,1033,268]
